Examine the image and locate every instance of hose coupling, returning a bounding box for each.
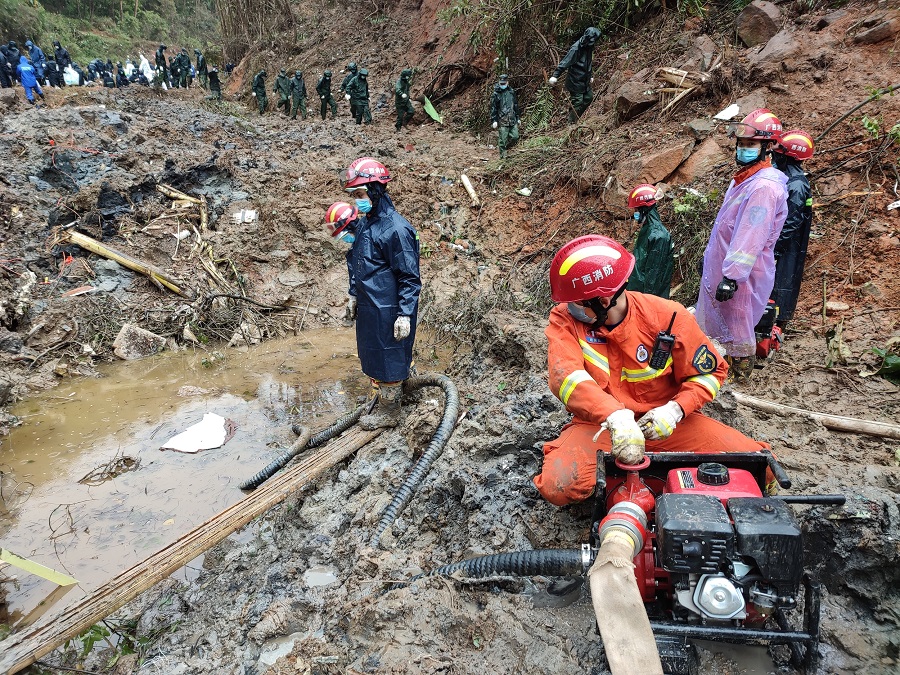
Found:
[598,500,648,552]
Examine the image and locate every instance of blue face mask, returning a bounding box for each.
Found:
[736,146,761,166]
[633,212,642,221]
[567,302,594,324]
[336,230,355,244]
[355,198,372,214]
[499,83,507,89]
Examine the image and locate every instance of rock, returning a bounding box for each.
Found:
[735,91,767,117]
[0,379,13,406]
[815,9,848,30]
[28,175,54,191]
[736,0,781,47]
[678,34,718,72]
[752,30,801,64]
[113,323,166,360]
[825,301,850,315]
[670,137,727,185]
[854,13,900,44]
[686,118,716,139]
[614,140,695,187]
[277,269,306,287]
[0,88,17,112]
[268,249,291,261]
[0,328,23,354]
[613,81,658,122]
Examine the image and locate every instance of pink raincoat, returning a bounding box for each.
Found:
[696,165,788,357]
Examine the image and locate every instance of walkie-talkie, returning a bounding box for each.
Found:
[649,312,677,370]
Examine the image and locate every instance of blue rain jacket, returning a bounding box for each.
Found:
[17,56,37,88]
[349,185,421,382]
[28,44,46,77]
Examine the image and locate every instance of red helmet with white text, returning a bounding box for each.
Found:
[549,235,635,303]
[342,157,391,189]
[727,108,783,141]
[773,129,814,161]
[627,183,658,208]
[324,201,358,237]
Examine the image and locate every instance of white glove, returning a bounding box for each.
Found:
[320,95,325,99]
[603,409,645,464]
[638,401,684,441]
[251,92,256,97]
[492,121,498,129]
[402,93,408,99]
[393,315,411,341]
[591,77,595,83]
[548,76,558,86]
[345,295,357,320]
[345,94,351,100]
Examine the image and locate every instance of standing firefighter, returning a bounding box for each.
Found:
[177,49,190,88]
[155,44,169,86]
[394,68,414,131]
[696,109,788,380]
[274,68,291,115]
[548,26,601,122]
[341,157,421,429]
[347,68,372,125]
[316,69,337,120]
[195,49,208,89]
[626,184,674,299]
[534,235,772,506]
[489,73,520,159]
[252,69,267,114]
[289,70,307,120]
[770,129,814,330]
[25,41,46,81]
[207,67,221,99]
[340,61,358,117]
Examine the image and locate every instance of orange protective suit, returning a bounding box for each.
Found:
[534,291,768,506]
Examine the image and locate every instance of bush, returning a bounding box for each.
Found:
[0,0,46,45]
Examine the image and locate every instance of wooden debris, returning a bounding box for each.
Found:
[199,194,210,232]
[460,174,480,207]
[156,183,201,204]
[57,230,193,299]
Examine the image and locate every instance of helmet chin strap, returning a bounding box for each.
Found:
[585,285,626,331]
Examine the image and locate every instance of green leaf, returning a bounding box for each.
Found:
[497,382,507,392]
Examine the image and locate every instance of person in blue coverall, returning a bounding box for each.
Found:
[17,55,44,104]
[341,157,421,429]
[25,40,46,80]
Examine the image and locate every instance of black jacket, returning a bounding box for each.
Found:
[489,84,519,126]
[552,34,595,93]
[771,156,813,323]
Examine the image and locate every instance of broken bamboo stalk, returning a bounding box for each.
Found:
[0,426,383,675]
[731,391,900,440]
[199,194,209,232]
[460,174,480,207]
[156,183,201,204]
[59,230,193,299]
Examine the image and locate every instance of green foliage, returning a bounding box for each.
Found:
[521,85,555,134]
[668,188,720,304]
[0,0,46,45]
[861,114,880,138]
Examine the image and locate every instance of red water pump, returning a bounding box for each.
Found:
[755,299,783,359]
[591,451,842,675]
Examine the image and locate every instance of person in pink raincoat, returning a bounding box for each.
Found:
[696,109,788,379]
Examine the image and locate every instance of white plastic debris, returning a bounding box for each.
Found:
[887,199,900,211]
[515,187,533,197]
[713,103,740,121]
[232,209,258,224]
[161,413,236,453]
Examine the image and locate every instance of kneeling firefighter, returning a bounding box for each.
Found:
[340,158,421,429]
[534,235,773,507]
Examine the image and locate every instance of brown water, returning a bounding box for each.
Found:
[0,328,368,625]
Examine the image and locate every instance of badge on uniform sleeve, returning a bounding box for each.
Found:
[692,345,717,374]
[636,344,649,363]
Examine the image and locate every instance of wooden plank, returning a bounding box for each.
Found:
[0,427,381,674]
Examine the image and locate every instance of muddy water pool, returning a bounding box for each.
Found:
[0,328,368,625]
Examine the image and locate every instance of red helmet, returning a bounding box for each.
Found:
[342,157,391,189]
[549,235,635,303]
[627,183,658,208]
[773,129,814,161]
[324,201,358,237]
[727,108,783,141]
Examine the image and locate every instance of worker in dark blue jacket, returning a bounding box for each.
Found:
[17,55,44,104]
[25,40,46,80]
[770,129,814,330]
[341,157,421,429]
[548,26,600,122]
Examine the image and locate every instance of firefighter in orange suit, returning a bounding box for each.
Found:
[534,235,769,507]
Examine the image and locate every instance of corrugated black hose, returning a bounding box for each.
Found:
[370,373,459,547]
[239,397,376,491]
[389,549,592,591]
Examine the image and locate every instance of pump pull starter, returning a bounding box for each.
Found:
[649,312,677,370]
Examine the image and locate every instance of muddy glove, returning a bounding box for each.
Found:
[393,315,411,341]
[715,276,738,302]
[603,409,645,464]
[345,94,351,100]
[345,295,357,321]
[548,76,558,86]
[638,401,684,441]
[492,121,498,129]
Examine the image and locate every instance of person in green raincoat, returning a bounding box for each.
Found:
[316,70,337,120]
[252,69,267,114]
[290,70,307,120]
[394,68,414,131]
[626,183,674,299]
[274,68,291,115]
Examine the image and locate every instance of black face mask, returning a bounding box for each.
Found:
[584,285,626,331]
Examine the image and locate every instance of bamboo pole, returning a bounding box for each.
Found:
[59,230,193,299]
[460,174,480,207]
[0,426,383,675]
[731,391,900,440]
[156,183,201,204]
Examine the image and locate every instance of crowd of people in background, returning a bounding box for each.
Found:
[0,38,229,103]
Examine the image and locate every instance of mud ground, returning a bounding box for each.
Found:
[1,1,899,673]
